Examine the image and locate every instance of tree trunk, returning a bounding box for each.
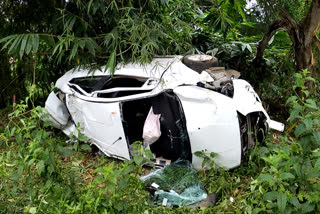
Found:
[295,45,314,72]
[254,0,320,81]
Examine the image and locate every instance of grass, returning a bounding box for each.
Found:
[1,101,319,213]
[0,106,257,213]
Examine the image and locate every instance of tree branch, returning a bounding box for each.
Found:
[278,7,302,47]
[279,7,298,28]
[302,0,320,45]
[253,20,288,67]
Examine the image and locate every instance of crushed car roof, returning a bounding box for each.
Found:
[56,56,204,95]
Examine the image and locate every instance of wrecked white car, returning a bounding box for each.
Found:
[45,55,284,169]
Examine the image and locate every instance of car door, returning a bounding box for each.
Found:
[173,85,242,169]
[66,75,162,160]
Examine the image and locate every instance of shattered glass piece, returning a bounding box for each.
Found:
[140,160,207,207]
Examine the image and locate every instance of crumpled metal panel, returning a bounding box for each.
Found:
[174,86,241,169]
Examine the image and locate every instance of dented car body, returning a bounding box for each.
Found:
[45,56,284,169]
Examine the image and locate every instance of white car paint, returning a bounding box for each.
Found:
[45,55,284,169]
[66,95,130,160]
[174,86,241,169]
[233,79,284,132]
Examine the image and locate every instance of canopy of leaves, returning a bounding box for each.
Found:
[1,0,198,67]
[0,0,319,110]
[255,0,312,23]
[0,0,198,106]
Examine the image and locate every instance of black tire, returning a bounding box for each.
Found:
[183,54,219,73]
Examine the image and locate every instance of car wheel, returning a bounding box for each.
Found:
[182,54,219,73]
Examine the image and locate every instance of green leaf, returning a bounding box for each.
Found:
[210,152,217,158]
[295,73,302,79]
[10,127,16,137]
[294,163,302,177]
[32,34,39,53]
[80,144,92,151]
[286,96,297,104]
[277,192,287,213]
[295,124,306,138]
[289,196,300,209]
[305,76,315,82]
[87,0,94,15]
[252,208,263,214]
[78,133,89,142]
[246,44,252,53]
[37,160,45,174]
[241,43,246,52]
[121,164,135,175]
[0,35,15,43]
[57,146,74,157]
[144,149,154,159]
[17,164,24,177]
[302,118,313,131]
[133,155,144,165]
[29,207,37,214]
[312,131,320,145]
[279,172,295,180]
[19,35,28,59]
[0,35,16,50]
[67,16,77,30]
[264,191,278,201]
[28,159,35,166]
[312,150,320,157]
[288,103,302,121]
[303,90,309,97]
[301,202,315,213]
[305,99,318,109]
[52,39,63,56]
[194,151,205,158]
[8,35,22,55]
[258,173,275,186]
[296,78,304,88]
[206,48,219,56]
[104,49,116,75]
[117,176,129,191]
[79,39,85,49]
[69,42,79,61]
[86,39,96,56]
[268,35,275,45]
[314,159,320,170]
[25,35,33,55]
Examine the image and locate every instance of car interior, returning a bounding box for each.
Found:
[120,91,192,165]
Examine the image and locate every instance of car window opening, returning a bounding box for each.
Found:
[99,76,147,89]
[97,90,151,98]
[121,91,192,164]
[70,75,151,97]
[69,76,105,93]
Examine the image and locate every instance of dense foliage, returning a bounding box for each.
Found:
[1,0,320,213]
[1,71,320,213]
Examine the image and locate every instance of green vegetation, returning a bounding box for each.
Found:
[1,0,320,213]
[1,70,319,213]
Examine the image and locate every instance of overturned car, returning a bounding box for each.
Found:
[45,55,284,169]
